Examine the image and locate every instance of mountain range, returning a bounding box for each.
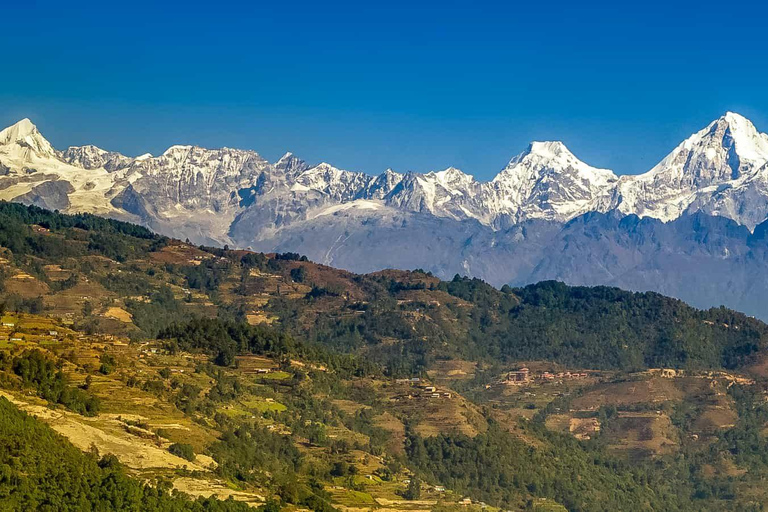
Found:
[3,112,768,317]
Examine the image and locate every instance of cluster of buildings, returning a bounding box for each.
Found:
[539,370,589,381]
[648,368,683,379]
[500,367,589,386]
[393,388,454,401]
[0,319,67,346]
[392,379,453,401]
[394,377,422,385]
[138,344,160,357]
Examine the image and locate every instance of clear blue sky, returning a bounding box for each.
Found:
[2,0,767,179]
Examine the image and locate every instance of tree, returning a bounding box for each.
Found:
[258,499,282,512]
[98,353,116,375]
[168,442,195,462]
[331,461,349,477]
[403,477,421,500]
[0,397,249,511]
[215,345,236,367]
[290,267,307,283]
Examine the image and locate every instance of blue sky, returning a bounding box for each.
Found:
[2,0,767,179]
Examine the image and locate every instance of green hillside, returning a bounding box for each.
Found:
[1,201,768,511]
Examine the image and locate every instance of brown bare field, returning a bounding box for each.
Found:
[5,272,50,297]
[602,412,678,460]
[571,376,683,409]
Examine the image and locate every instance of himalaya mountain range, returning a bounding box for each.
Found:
[3,113,768,318]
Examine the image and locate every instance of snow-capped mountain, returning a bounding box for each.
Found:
[607,112,768,229]
[5,112,768,318]
[0,118,57,160]
[375,142,620,227]
[61,145,143,171]
[0,115,630,244]
[488,141,618,226]
[2,112,768,238]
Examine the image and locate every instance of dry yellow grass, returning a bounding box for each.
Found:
[173,477,264,507]
[103,307,133,323]
[246,313,275,325]
[0,391,205,470]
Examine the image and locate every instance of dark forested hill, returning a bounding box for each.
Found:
[270,274,768,374]
[0,200,766,375]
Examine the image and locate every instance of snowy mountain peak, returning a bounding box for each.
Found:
[644,112,768,181]
[276,151,295,163]
[507,140,597,168]
[527,140,570,158]
[722,111,757,130]
[0,118,37,141]
[0,118,55,159]
[61,144,136,171]
[162,144,193,156]
[306,162,338,174]
[292,162,371,201]
[432,166,474,184]
[724,111,749,122]
[274,151,309,176]
[693,112,768,161]
[485,141,618,224]
[416,167,476,199]
[497,141,616,185]
[434,166,467,176]
[507,141,575,165]
[611,113,768,227]
[713,112,768,163]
